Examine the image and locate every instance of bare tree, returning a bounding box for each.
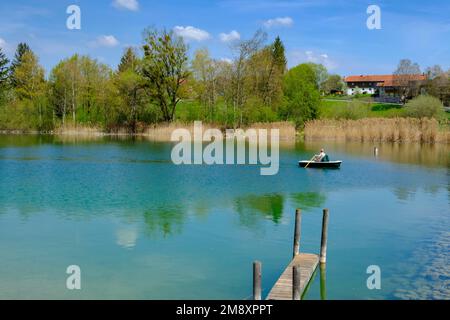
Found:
[393,59,422,102]
[230,30,267,127]
[191,48,220,121]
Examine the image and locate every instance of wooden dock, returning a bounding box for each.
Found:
[252,209,329,301]
[267,253,319,300]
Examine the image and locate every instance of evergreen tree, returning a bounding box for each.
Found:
[272,36,287,73]
[13,50,46,100]
[118,47,138,73]
[0,47,9,89]
[10,43,31,86]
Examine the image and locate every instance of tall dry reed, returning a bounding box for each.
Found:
[304,118,449,143]
[142,121,297,141]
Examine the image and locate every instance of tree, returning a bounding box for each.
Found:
[141,28,189,122]
[260,36,287,108]
[423,66,450,107]
[425,65,444,80]
[12,50,49,129]
[191,48,219,120]
[230,30,267,126]
[13,51,46,101]
[307,63,329,93]
[322,74,344,95]
[272,36,287,72]
[49,55,113,126]
[118,47,139,73]
[282,63,321,126]
[0,47,9,93]
[114,49,147,131]
[49,60,71,124]
[405,95,444,119]
[10,43,31,86]
[393,59,422,100]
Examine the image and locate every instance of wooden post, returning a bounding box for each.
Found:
[320,263,327,300]
[292,265,301,300]
[293,209,302,258]
[253,261,262,300]
[320,209,329,264]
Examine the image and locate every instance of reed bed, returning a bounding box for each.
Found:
[142,121,297,141]
[304,118,450,143]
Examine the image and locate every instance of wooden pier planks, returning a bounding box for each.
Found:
[267,253,319,300]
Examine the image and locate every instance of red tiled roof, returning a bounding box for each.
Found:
[344,74,427,86]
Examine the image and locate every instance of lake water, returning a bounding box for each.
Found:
[0,135,448,300]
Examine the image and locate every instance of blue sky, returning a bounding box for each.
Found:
[0,0,449,76]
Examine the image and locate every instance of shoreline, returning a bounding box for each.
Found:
[0,121,299,142]
[1,118,449,144]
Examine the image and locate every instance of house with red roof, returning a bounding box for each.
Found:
[344,74,427,100]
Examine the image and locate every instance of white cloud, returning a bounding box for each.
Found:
[264,17,294,28]
[0,38,12,53]
[289,50,337,70]
[173,26,211,42]
[219,30,241,43]
[220,58,233,64]
[93,35,120,47]
[113,0,139,11]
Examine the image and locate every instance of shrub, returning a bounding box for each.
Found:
[334,101,370,120]
[405,95,444,119]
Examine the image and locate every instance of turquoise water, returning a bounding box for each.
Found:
[0,135,448,300]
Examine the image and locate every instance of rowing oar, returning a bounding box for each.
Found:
[304,156,316,168]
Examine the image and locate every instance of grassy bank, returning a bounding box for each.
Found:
[304,118,450,143]
[320,99,405,119]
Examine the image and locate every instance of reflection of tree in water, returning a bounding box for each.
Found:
[234,192,327,228]
[290,192,327,211]
[393,185,443,202]
[143,206,185,238]
[393,187,416,201]
[0,134,55,147]
[234,194,284,226]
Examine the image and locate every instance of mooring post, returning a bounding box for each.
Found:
[320,264,327,300]
[292,265,301,300]
[320,209,329,264]
[253,261,262,300]
[293,209,302,258]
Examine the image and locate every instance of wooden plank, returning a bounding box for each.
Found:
[267,253,319,300]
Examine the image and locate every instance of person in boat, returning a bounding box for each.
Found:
[314,149,330,162]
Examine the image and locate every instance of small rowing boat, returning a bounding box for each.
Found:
[299,160,342,169]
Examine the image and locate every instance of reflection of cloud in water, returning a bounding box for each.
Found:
[116,227,139,249]
[392,226,450,299]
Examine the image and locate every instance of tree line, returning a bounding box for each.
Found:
[0,28,448,132]
[0,28,342,132]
